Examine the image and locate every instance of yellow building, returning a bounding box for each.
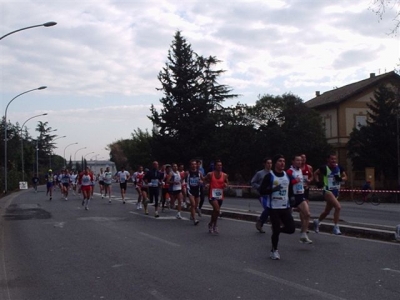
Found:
[305,71,400,187]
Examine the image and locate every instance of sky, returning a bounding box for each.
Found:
[0,0,399,162]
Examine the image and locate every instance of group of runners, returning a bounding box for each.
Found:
[251,153,347,260]
[42,152,346,261]
[131,159,228,232]
[44,166,114,210]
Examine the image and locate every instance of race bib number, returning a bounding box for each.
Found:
[189,177,199,186]
[151,179,159,187]
[211,188,223,199]
[295,182,304,194]
[327,176,340,190]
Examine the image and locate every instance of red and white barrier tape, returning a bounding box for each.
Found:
[227,185,400,194]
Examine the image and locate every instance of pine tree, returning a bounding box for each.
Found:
[347,85,397,184]
[149,31,238,164]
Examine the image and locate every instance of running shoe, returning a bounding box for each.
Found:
[196,208,202,217]
[313,219,320,233]
[213,226,219,234]
[256,220,265,233]
[65,197,68,201]
[85,206,89,211]
[194,220,199,226]
[145,209,149,215]
[176,213,182,219]
[208,223,213,234]
[109,199,111,204]
[155,212,159,218]
[299,234,313,244]
[82,200,85,206]
[123,200,126,204]
[136,203,140,210]
[333,225,342,235]
[49,197,52,201]
[270,250,280,260]
[101,194,104,199]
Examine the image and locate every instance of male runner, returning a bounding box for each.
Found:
[259,154,295,260]
[251,157,272,233]
[116,166,130,204]
[313,153,347,235]
[203,160,229,234]
[286,155,312,244]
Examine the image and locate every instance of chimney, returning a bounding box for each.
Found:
[370,73,375,78]
[315,91,320,97]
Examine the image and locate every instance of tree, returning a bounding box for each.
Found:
[149,31,238,165]
[370,0,400,34]
[245,93,331,168]
[36,121,57,170]
[347,85,397,186]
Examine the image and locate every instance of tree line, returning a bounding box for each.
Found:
[108,31,331,183]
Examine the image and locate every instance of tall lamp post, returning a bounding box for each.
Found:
[3,86,47,194]
[84,152,95,159]
[63,142,78,167]
[0,22,57,40]
[20,113,48,181]
[49,135,66,169]
[74,147,87,161]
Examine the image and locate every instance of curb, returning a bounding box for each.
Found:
[197,208,398,243]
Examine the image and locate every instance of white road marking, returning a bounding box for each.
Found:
[382,268,400,274]
[149,289,172,300]
[138,232,180,247]
[245,268,347,300]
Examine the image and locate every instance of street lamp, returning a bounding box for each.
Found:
[84,152,95,159]
[63,142,78,167]
[20,113,48,181]
[74,147,87,161]
[0,22,57,40]
[3,86,47,193]
[49,135,66,168]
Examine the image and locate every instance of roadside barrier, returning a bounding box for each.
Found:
[227,185,400,194]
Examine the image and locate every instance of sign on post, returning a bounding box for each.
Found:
[19,181,28,190]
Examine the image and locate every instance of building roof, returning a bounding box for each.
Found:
[305,71,399,109]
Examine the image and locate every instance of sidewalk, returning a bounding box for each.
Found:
[198,198,400,242]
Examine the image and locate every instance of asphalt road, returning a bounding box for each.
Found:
[0,186,400,300]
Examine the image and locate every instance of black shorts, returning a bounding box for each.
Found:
[292,194,305,208]
[99,180,105,186]
[62,183,69,188]
[170,190,182,196]
[187,188,200,198]
[120,182,127,190]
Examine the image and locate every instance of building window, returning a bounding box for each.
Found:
[355,115,367,129]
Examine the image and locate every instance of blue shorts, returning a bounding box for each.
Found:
[47,182,53,188]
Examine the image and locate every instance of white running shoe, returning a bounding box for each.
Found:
[333,225,342,235]
[299,234,313,244]
[270,250,280,260]
[176,213,182,219]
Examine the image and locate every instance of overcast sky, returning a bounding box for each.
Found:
[0,0,399,164]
